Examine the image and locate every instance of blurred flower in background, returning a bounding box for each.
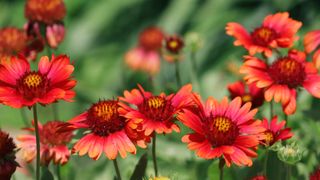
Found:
[0,130,18,180]
[310,167,320,180]
[163,35,184,63]
[125,26,164,75]
[17,121,73,166]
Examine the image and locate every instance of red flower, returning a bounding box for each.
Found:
[251,175,268,180]
[165,35,184,54]
[226,12,302,57]
[17,121,72,166]
[46,23,65,49]
[0,27,28,57]
[125,27,164,75]
[0,55,76,108]
[310,167,320,180]
[227,81,264,108]
[63,100,149,160]
[25,0,66,25]
[120,84,193,136]
[178,96,265,167]
[0,129,18,180]
[304,30,320,69]
[261,116,293,146]
[240,49,320,115]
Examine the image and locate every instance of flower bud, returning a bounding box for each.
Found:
[277,141,303,165]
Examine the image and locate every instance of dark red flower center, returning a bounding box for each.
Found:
[0,130,16,158]
[269,58,306,88]
[17,71,50,100]
[87,100,125,136]
[205,116,239,147]
[165,36,184,53]
[40,121,72,146]
[251,27,277,46]
[263,130,274,146]
[138,96,174,122]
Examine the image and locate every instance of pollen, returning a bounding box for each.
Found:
[252,27,277,46]
[264,131,274,146]
[23,73,43,88]
[241,94,252,103]
[92,101,118,121]
[169,41,178,49]
[213,117,232,133]
[147,97,165,109]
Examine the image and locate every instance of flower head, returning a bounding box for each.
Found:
[277,141,303,165]
[0,130,18,180]
[0,27,28,58]
[120,84,193,136]
[226,12,302,57]
[251,175,268,180]
[25,0,66,25]
[46,23,65,49]
[310,167,320,180]
[304,30,320,54]
[240,49,320,115]
[0,55,76,108]
[227,81,264,109]
[125,27,164,75]
[18,121,72,166]
[178,96,265,167]
[165,35,184,54]
[185,32,203,53]
[62,100,149,160]
[261,116,293,147]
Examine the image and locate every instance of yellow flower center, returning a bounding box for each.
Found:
[147,97,165,109]
[265,131,274,146]
[92,102,118,121]
[241,94,252,103]
[169,41,178,49]
[23,74,43,88]
[213,117,232,133]
[257,28,273,41]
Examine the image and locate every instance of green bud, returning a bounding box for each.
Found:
[184,32,204,53]
[277,141,304,165]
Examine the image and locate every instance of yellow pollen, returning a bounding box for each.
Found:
[94,103,117,121]
[214,117,231,133]
[169,41,178,48]
[241,94,252,103]
[280,60,297,74]
[23,74,42,88]
[147,97,165,109]
[265,131,274,146]
[258,28,272,40]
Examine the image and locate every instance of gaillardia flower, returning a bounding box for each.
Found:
[17,121,72,166]
[63,100,149,160]
[0,27,28,57]
[120,84,193,136]
[226,12,302,57]
[227,81,264,109]
[304,30,320,69]
[0,130,19,180]
[178,96,265,167]
[163,35,185,63]
[240,49,320,115]
[25,0,66,25]
[125,26,164,75]
[260,116,293,147]
[0,55,76,108]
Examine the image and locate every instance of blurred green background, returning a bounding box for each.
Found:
[1,0,320,179]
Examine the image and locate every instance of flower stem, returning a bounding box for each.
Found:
[286,164,291,180]
[52,103,59,120]
[263,149,269,176]
[270,101,274,119]
[219,158,225,180]
[284,114,289,127]
[190,52,197,73]
[112,159,122,180]
[174,60,181,87]
[33,104,41,180]
[56,165,61,180]
[152,134,159,177]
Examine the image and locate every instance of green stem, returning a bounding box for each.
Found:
[20,108,30,127]
[219,158,225,180]
[56,165,61,180]
[270,101,274,119]
[52,103,59,120]
[190,52,197,73]
[284,114,289,127]
[112,159,122,180]
[286,164,291,180]
[33,104,41,180]
[263,149,269,176]
[174,60,181,87]
[148,75,154,92]
[152,134,158,177]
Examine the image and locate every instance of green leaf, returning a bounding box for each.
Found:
[41,166,54,180]
[130,152,148,180]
